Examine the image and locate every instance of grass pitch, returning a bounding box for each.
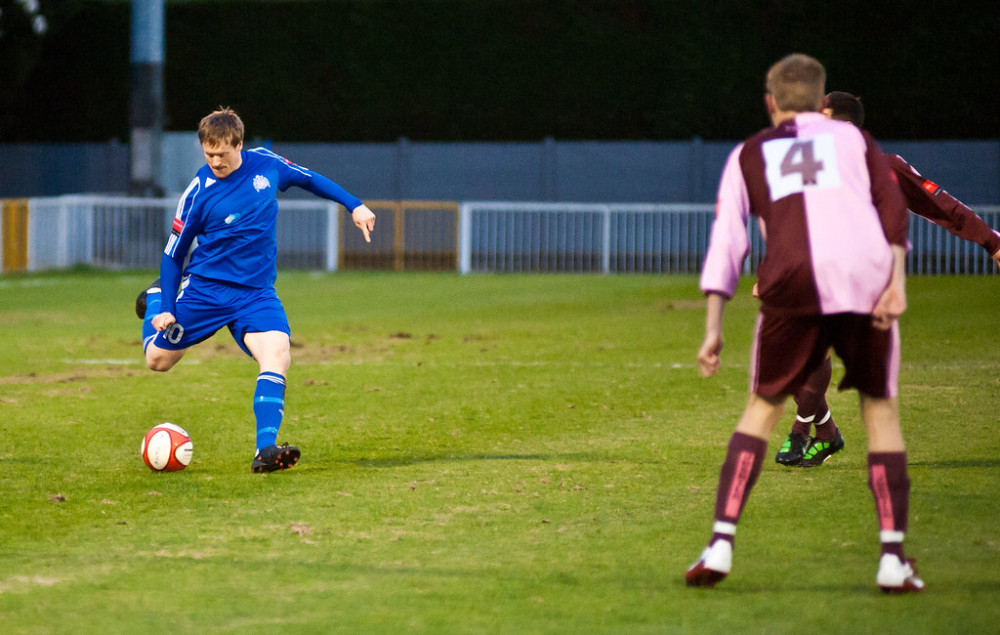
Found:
[1,270,998,634]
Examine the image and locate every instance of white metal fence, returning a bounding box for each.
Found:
[4,195,998,275]
[458,202,723,273]
[459,201,1000,275]
[906,207,1000,275]
[17,196,342,272]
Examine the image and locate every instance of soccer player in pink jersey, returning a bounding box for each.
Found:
[774,91,1000,468]
[685,54,924,593]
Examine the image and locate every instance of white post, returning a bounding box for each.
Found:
[458,203,472,274]
[80,196,96,266]
[325,203,340,272]
[601,205,611,274]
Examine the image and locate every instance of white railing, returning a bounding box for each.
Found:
[906,206,1000,275]
[458,202,720,274]
[5,196,998,275]
[459,202,999,275]
[19,195,342,272]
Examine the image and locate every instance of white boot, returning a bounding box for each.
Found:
[876,553,925,593]
[685,539,732,587]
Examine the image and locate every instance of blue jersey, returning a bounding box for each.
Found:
[160,148,362,314]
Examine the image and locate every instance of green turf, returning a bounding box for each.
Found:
[1,270,998,633]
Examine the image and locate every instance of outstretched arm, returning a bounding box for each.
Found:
[889,154,1000,260]
[289,168,375,242]
[351,204,376,243]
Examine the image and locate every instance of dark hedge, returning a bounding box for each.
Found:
[1,0,997,142]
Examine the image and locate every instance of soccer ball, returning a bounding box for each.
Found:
[141,423,193,472]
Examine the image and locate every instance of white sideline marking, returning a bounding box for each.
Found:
[61,359,139,365]
[0,279,60,289]
[60,359,200,365]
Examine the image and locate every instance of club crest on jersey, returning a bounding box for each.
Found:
[253,175,271,192]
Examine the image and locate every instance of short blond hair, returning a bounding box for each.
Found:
[765,54,826,113]
[197,107,245,147]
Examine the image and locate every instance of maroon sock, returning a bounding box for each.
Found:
[882,541,905,559]
[868,452,910,558]
[793,357,833,438]
[711,432,767,543]
[812,410,838,442]
[790,419,811,439]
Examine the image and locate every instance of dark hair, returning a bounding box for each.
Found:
[823,91,865,127]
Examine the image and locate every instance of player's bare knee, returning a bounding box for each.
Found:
[145,349,181,372]
[145,356,173,372]
[258,352,290,375]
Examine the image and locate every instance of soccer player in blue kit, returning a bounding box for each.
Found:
[136,107,376,473]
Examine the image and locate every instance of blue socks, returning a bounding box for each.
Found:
[254,371,287,451]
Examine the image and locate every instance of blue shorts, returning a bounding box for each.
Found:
[151,276,290,358]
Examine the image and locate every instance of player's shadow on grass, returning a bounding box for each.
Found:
[683,579,1000,594]
[682,582,875,595]
[318,451,602,469]
[356,452,599,468]
[908,458,1000,469]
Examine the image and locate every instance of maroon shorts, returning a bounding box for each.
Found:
[750,309,900,400]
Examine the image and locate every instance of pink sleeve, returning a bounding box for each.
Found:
[700,144,751,298]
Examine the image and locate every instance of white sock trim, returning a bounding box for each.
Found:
[815,410,832,425]
[713,521,737,536]
[795,414,815,424]
[880,530,905,543]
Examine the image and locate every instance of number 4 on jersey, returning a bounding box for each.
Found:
[763,134,841,201]
[781,140,823,185]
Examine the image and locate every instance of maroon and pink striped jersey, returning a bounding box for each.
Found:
[701,112,908,316]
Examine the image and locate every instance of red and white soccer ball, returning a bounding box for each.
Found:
[141,423,193,472]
